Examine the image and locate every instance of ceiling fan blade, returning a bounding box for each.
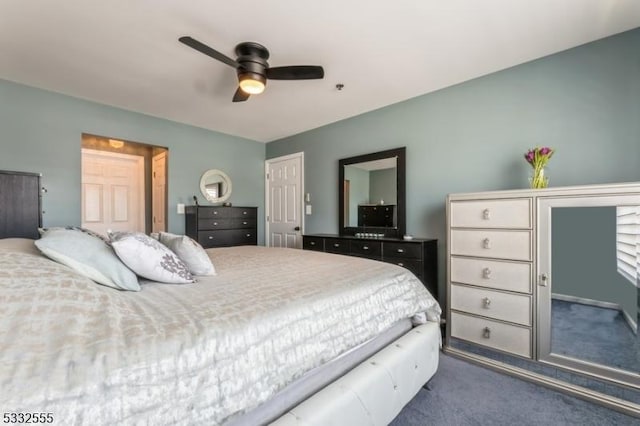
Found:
[266,66,324,80]
[232,87,250,102]
[179,36,239,68]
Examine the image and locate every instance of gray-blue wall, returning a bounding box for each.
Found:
[266,28,640,301]
[0,79,266,244]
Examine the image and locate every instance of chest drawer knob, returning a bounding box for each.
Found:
[243,211,248,215]
[213,211,218,215]
[208,236,214,240]
[363,246,369,250]
[482,268,492,279]
[483,297,491,309]
[483,208,491,220]
[397,248,404,253]
[310,241,316,246]
[333,243,340,247]
[397,262,404,267]
[243,221,248,225]
[246,233,252,237]
[482,238,491,249]
[483,327,491,339]
[213,222,218,226]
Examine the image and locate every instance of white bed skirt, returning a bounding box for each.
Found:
[271,321,440,426]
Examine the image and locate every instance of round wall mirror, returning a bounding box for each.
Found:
[199,169,232,203]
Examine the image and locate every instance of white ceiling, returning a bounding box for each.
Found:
[1,1,639,143]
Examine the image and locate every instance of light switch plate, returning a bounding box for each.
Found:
[305,205,312,215]
[177,203,185,214]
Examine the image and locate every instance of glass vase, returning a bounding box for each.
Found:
[529,167,548,189]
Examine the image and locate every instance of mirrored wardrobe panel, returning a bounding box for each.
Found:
[538,195,640,388]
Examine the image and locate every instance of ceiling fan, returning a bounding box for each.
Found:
[179,36,325,102]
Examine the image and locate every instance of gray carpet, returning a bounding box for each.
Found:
[391,354,638,426]
[551,299,638,373]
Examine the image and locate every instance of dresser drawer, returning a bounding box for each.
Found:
[350,240,382,257]
[450,229,531,261]
[230,207,257,218]
[198,218,235,230]
[451,312,531,358]
[383,242,421,259]
[450,257,532,294]
[384,257,423,278]
[198,207,232,218]
[450,198,532,229]
[325,238,350,254]
[303,236,324,251]
[199,229,257,248]
[450,284,531,326]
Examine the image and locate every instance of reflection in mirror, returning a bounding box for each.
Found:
[344,157,397,228]
[339,147,406,238]
[550,206,639,376]
[199,169,232,203]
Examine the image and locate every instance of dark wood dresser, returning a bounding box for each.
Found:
[0,170,42,239]
[185,206,257,248]
[303,234,438,301]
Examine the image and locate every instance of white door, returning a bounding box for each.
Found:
[266,152,303,248]
[152,151,167,233]
[81,149,145,236]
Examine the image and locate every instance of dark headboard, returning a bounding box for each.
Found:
[0,170,42,239]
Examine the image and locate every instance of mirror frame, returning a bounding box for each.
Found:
[199,169,232,203]
[339,147,406,238]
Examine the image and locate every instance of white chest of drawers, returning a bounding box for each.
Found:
[447,195,534,358]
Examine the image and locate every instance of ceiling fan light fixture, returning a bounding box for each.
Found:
[239,72,266,95]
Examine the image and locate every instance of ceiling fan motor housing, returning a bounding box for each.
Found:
[235,42,269,86]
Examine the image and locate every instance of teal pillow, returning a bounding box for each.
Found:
[35,228,140,291]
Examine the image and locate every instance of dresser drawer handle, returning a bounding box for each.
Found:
[246,233,251,237]
[483,327,491,339]
[482,268,492,279]
[243,211,248,215]
[242,221,248,225]
[398,262,404,267]
[482,238,491,249]
[213,211,218,215]
[208,236,214,240]
[397,248,404,253]
[213,222,218,226]
[483,297,491,309]
[363,246,369,250]
[310,241,316,246]
[333,243,340,248]
[483,208,491,220]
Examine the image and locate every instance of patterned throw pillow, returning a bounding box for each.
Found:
[109,231,195,284]
[38,226,110,244]
[158,232,216,276]
[35,228,140,291]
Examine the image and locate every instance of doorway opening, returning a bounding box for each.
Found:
[265,152,304,248]
[81,134,168,235]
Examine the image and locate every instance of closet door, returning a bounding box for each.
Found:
[0,171,41,239]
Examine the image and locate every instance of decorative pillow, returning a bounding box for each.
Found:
[34,229,140,291]
[109,231,195,284]
[158,232,216,276]
[39,226,110,244]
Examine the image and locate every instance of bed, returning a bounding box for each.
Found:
[0,236,441,425]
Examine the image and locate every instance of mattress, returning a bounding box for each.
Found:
[0,240,440,425]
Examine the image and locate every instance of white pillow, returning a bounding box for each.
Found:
[109,232,195,284]
[158,232,216,276]
[35,228,140,291]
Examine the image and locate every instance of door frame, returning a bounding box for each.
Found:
[264,151,305,247]
[81,148,146,233]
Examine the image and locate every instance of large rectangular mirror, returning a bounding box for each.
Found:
[339,147,405,237]
[538,195,640,391]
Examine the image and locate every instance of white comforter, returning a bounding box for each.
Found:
[0,239,440,425]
